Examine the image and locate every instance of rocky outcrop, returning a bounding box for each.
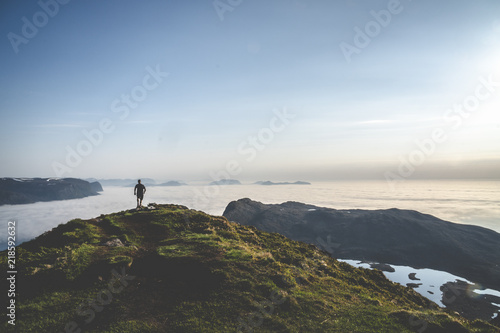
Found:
[440,280,500,321]
[0,178,102,205]
[89,181,103,192]
[223,198,500,292]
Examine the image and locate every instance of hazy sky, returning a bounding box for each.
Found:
[1,0,499,181]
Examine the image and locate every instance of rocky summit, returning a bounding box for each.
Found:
[3,204,498,332]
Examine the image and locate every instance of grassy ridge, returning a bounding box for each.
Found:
[2,204,498,332]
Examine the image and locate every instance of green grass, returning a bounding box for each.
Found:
[158,243,198,258]
[63,243,99,280]
[225,248,253,261]
[107,255,133,266]
[61,219,101,244]
[3,203,499,332]
[88,320,162,333]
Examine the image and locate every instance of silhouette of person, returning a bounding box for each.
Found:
[134,179,146,208]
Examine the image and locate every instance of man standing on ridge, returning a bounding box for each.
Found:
[134,179,146,208]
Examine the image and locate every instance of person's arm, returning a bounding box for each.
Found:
[143,185,146,194]
[134,185,137,195]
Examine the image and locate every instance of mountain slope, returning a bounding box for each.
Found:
[223,199,500,293]
[2,204,498,332]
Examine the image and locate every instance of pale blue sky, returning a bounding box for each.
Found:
[1,0,499,181]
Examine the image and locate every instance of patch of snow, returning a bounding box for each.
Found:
[474,288,500,298]
[491,305,499,319]
[13,178,32,182]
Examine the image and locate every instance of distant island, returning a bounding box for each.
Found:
[254,181,311,185]
[209,179,241,186]
[0,178,102,205]
[157,181,187,186]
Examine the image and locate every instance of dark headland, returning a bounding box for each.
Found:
[0,178,102,205]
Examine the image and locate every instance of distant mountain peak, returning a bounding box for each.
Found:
[209,179,241,185]
[254,180,311,185]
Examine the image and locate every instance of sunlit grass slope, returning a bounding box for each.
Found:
[2,204,498,332]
